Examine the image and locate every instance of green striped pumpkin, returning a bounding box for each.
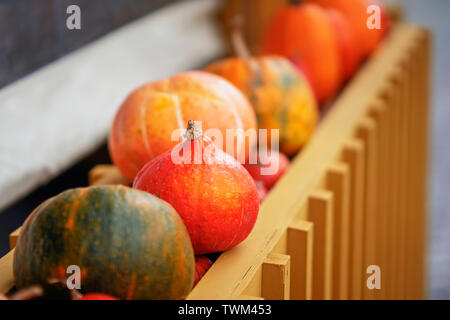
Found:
[13,185,194,300]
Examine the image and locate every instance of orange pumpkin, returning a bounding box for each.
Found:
[206,56,317,156]
[109,71,257,181]
[307,0,389,57]
[133,121,260,254]
[261,3,342,103]
[326,9,361,80]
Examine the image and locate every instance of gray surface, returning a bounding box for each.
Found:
[396,0,450,299]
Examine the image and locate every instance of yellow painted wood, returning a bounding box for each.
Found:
[88,164,130,186]
[356,118,377,300]
[307,190,334,300]
[287,220,314,300]
[414,29,431,300]
[186,24,427,300]
[384,78,398,299]
[262,253,290,300]
[341,140,365,300]
[242,265,262,298]
[325,163,350,300]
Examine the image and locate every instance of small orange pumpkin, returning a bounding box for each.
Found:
[326,8,361,80]
[307,0,389,57]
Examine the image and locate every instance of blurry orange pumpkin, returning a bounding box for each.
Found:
[326,9,361,80]
[307,0,389,57]
[206,56,318,156]
[261,3,342,103]
[109,71,257,181]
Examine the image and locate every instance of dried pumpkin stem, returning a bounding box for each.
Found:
[184,120,202,141]
[231,15,251,59]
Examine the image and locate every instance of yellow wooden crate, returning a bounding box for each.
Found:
[0,20,430,300]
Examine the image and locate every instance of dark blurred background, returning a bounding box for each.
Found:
[0,0,448,299]
[0,0,179,89]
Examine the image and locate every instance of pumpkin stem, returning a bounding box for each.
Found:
[290,0,302,5]
[231,14,251,59]
[183,120,202,141]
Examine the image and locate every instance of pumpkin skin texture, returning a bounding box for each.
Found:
[261,3,342,103]
[109,71,257,182]
[307,0,388,57]
[206,56,318,156]
[244,149,290,191]
[13,185,195,300]
[133,121,260,255]
[326,9,361,80]
[193,256,213,287]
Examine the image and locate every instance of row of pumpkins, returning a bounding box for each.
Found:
[12,0,390,300]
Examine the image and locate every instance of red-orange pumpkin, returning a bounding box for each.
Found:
[133,121,260,254]
[193,256,213,287]
[261,3,342,103]
[109,71,257,182]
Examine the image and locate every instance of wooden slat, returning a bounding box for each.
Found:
[356,118,377,300]
[89,165,130,186]
[402,42,416,300]
[287,220,314,300]
[261,253,290,300]
[325,163,350,300]
[242,266,262,298]
[341,139,365,300]
[9,227,21,250]
[369,98,388,299]
[0,249,14,294]
[0,0,224,213]
[307,190,333,300]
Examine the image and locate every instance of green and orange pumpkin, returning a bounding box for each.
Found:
[109,71,257,182]
[13,185,195,300]
[133,121,260,255]
[206,56,318,156]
